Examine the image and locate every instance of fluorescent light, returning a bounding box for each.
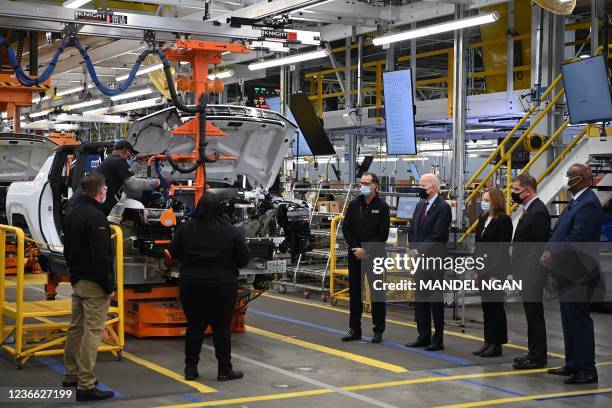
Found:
[29,109,52,118]
[294,0,335,12]
[63,0,90,8]
[56,85,84,97]
[55,114,129,124]
[108,97,165,114]
[110,88,153,101]
[373,12,500,46]
[248,49,328,71]
[82,107,109,115]
[116,64,164,81]
[63,99,103,111]
[208,70,234,80]
[466,128,496,133]
[32,95,51,104]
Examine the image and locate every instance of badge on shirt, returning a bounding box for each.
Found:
[372,210,380,214]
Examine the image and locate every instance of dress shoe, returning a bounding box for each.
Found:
[405,340,430,348]
[547,366,573,376]
[425,344,444,352]
[75,387,114,402]
[62,380,98,388]
[513,354,530,363]
[564,372,598,385]
[341,329,362,342]
[513,359,546,370]
[184,365,199,381]
[371,333,383,344]
[472,343,490,356]
[217,369,244,381]
[479,344,502,357]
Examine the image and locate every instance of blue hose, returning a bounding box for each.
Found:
[153,159,170,205]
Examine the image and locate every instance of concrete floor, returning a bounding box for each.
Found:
[2,277,612,407]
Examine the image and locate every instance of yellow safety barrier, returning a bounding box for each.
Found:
[0,224,124,368]
[329,216,408,308]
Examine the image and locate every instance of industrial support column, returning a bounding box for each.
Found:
[346,32,357,185]
[452,5,467,230]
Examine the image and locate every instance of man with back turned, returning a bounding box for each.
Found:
[341,172,390,344]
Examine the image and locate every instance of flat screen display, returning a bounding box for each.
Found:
[396,196,420,219]
[266,97,313,156]
[383,69,417,155]
[561,55,612,125]
[289,93,336,156]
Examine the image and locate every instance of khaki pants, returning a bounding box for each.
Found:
[63,280,110,390]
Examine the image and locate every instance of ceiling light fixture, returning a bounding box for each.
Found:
[63,0,90,8]
[116,64,164,81]
[63,99,103,111]
[110,88,153,102]
[208,70,234,80]
[29,110,52,118]
[373,12,500,46]
[107,97,165,114]
[248,49,328,71]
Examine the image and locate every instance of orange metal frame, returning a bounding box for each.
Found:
[0,73,51,133]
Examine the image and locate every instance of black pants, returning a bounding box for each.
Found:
[522,301,547,362]
[560,302,596,375]
[179,281,237,371]
[414,290,444,345]
[480,288,507,345]
[348,255,385,334]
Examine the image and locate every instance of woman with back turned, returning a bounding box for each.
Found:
[166,193,250,381]
[472,189,513,358]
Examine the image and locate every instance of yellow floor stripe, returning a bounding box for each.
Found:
[246,325,408,373]
[436,387,612,408]
[262,293,565,359]
[121,351,216,394]
[156,362,612,407]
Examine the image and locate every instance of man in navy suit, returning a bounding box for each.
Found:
[542,163,603,384]
[406,173,452,351]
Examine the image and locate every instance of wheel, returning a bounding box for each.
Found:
[277,285,287,294]
[303,289,311,299]
[330,297,338,306]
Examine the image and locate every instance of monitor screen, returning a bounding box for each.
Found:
[561,55,612,125]
[383,69,417,155]
[396,196,420,219]
[289,93,336,156]
[266,97,313,156]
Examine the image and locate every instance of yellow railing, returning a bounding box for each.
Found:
[0,224,124,368]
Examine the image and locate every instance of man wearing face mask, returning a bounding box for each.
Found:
[341,172,390,344]
[510,174,551,370]
[541,163,603,385]
[406,173,452,351]
[63,173,115,401]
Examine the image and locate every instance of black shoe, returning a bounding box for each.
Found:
[425,344,444,352]
[513,359,546,370]
[480,344,502,357]
[405,339,430,348]
[341,329,362,342]
[185,365,199,381]
[564,372,598,385]
[513,354,530,363]
[372,333,383,344]
[472,343,490,356]
[217,369,244,382]
[75,387,114,402]
[548,366,573,376]
[62,380,98,388]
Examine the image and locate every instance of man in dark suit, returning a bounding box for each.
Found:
[542,163,603,384]
[511,174,551,370]
[406,173,452,351]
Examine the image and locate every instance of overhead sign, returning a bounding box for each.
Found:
[75,9,128,25]
[383,69,417,155]
[262,30,298,41]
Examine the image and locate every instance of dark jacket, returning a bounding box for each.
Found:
[342,194,390,251]
[168,220,250,282]
[63,195,115,294]
[409,195,452,253]
[511,197,550,286]
[474,213,513,279]
[548,188,602,292]
[94,153,134,215]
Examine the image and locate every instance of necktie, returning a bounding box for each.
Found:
[417,201,428,228]
[519,207,526,222]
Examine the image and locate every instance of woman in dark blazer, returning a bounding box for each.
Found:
[472,188,513,357]
[167,193,250,381]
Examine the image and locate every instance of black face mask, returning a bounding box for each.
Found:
[511,190,525,204]
[418,187,429,199]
